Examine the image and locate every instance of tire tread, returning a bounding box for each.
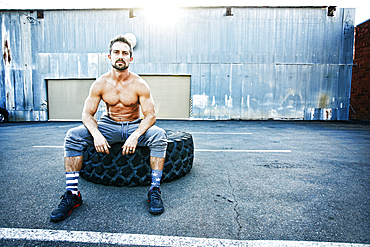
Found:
[80,130,194,186]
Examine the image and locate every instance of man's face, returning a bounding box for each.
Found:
[108,42,133,71]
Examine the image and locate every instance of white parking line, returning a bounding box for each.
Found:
[33,146,291,153]
[191,132,253,135]
[195,149,291,153]
[0,228,368,247]
[33,146,64,148]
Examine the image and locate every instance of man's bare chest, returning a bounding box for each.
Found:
[102,86,139,107]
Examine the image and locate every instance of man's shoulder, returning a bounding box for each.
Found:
[130,72,149,88]
[89,73,111,94]
[97,72,112,82]
[93,72,112,86]
[130,72,145,83]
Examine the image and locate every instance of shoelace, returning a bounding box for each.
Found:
[149,190,161,202]
[58,193,72,208]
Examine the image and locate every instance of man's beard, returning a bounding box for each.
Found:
[112,60,129,71]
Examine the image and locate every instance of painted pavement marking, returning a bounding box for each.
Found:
[191,132,253,135]
[34,146,291,153]
[33,146,64,148]
[0,228,368,247]
[195,149,291,153]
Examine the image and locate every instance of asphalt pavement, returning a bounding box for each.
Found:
[0,120,369,246]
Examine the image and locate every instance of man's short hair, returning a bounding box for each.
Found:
[109,35,133,57]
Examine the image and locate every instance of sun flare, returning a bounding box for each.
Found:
[142,3,184,26]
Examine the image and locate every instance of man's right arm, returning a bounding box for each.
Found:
[82,80,111,154]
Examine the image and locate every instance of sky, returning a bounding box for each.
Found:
[0,0,369,25]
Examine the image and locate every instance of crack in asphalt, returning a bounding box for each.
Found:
[227,174,242,238]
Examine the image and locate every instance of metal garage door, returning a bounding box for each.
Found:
[47,79,94,121]
[47,76,191,121]
[141,75,191,119]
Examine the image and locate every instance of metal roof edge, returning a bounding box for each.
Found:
[0,6,331,11]
[356,18,370,27]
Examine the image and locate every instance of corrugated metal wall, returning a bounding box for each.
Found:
[0,7,355,121]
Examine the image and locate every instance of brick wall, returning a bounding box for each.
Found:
[350,19,370,120]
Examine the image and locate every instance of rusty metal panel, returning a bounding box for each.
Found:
[1,12,15,113]
[0,7,355,121]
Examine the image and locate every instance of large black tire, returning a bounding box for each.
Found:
[80,130,194,187]
[0,108,9,123]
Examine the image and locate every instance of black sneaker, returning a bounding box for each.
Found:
[148,187,164,215]
[50,191,82,222]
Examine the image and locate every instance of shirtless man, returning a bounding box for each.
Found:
[50,35,168,222]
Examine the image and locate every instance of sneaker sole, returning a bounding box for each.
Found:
[149,207,164,215]
[50,203,82,222]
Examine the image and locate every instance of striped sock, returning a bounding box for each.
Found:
[150,169,162,190]
[66,172,79,195]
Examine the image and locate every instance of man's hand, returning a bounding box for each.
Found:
[93,132,111,154]
[122,133,139,155]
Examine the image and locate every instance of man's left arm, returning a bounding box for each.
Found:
[122,82,156,155]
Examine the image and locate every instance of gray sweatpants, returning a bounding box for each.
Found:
[64,115,168,158]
